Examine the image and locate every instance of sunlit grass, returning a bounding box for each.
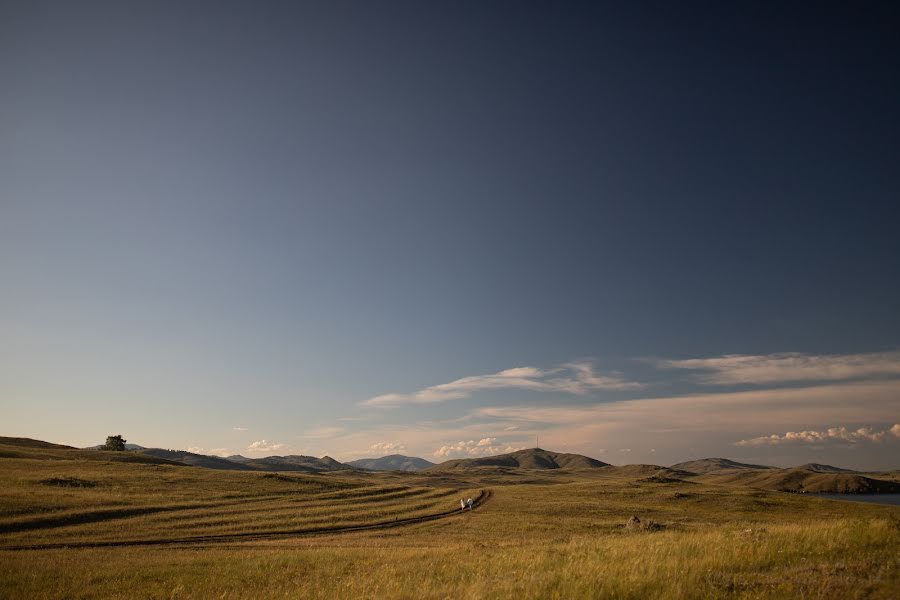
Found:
[0,446,897,598]
[1,518,896,599]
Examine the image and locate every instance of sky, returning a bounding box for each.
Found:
[1,1,899,470]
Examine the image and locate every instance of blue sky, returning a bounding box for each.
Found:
[1,2,899,469]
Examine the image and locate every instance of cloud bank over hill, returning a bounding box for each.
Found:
[735,424,900,447]
[246,440,287,453]
[433,437,524,458]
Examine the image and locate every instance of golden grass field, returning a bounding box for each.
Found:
[0,442,897,599]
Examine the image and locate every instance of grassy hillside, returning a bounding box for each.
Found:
[430,448,609,471]
[1,440,898,598]
[0,438,76,451]
[136,448,256,471]
[0,458,476,549]
[603,464,695,479]
[348,455,436,472]
[670,457,776,474]
[795,463,856,473]
[37,438,356,473]
[0,437,184,467]
[698,467,900,494]
[245,454,352,472]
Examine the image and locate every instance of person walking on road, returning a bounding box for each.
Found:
[466,497,474,511]
[460,498,465,511]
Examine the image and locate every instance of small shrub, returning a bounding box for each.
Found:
[40,477,97,488]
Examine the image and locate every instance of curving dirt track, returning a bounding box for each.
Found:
[0,489,492,551]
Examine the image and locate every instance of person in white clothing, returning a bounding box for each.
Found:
[460,498,465,511]
[466,497,474,510]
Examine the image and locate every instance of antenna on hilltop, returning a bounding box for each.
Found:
[536,435,539,449]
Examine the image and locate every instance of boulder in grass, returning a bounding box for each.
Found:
[625,515,663,531]
[642,519,663,531]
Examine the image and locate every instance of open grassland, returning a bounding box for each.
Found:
[0,447,897,598]
[2,518,896,599]
[0,458,479,548]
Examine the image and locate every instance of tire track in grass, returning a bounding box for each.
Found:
[142,487,459,529]
[0,489,492,551]
[5,487,454,541]
[0,485,429,535]
[73,488,461,539]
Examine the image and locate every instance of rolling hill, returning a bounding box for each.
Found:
[194,453,355,472]
[233,454,353,472]
[2,437,75,450]
[698,466,900,493]
[84,443,147,451]
[670,458,777,474]
[604,464,695,479]
[428,448,609,471]
[136,449,255,471]
[10,438,353,473]
[5,437,896,494]
[79,444,355,472]
[347,455,436,472]
[794,463,855,473]
[0,437,184,466]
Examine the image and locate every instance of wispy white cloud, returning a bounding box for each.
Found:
[362,361,641,407]
[734,424,900,447]
[370,441,407,453]
[335,441,410,459]
[655,351,900,385]
[301,426,345,439]
[185,446,233,457]
[434,438,524,458]
[246,440,287,453]
[233,426,248,432]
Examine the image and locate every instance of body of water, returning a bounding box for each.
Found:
[817,493,900,506]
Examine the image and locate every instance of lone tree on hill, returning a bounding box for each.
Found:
[104,435,127,451]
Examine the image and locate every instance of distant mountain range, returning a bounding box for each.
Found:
[347,454,435,472]
[0,437,872,493]
[81,444,436,473]
[698,466,898,493]
[138,450,351,472]
[227,454,352,472]
[427,448,610,471]
[137,449,253,471]
[80,444,355,472]
[669,457,777,474]
[603,464,696,478]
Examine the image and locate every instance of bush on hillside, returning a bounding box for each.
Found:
[104,435,126,451]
